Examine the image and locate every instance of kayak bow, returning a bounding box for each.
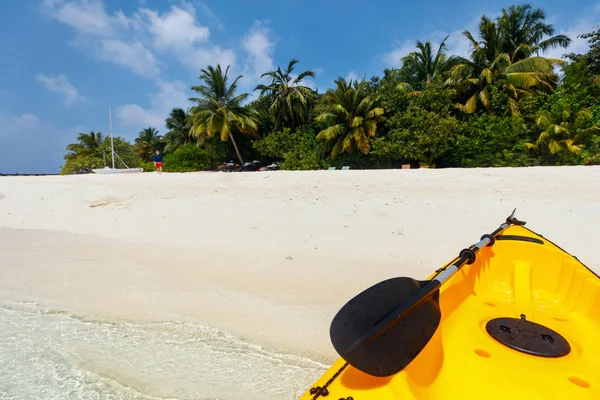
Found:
[301,210,600,400]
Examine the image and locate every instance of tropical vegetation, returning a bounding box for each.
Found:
[60,4,600,174]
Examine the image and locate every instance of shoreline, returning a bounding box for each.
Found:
[1,163,598,176]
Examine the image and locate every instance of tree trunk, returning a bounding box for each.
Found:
[229,131,245,165]
[291,111,296,131]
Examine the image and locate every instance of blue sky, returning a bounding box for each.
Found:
[0,0,598,173]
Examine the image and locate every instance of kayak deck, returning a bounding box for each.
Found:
[301,225,600,399]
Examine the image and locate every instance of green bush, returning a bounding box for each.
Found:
[254,125,328,170]
[60,154,105,175]
[581,129,600,165]
[442,114,532,168]
[372,106,463,167]
[253,128,293,159]
[140,161,155,171]
[162,145,219,172]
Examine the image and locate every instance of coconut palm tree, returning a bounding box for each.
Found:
[525,105,600,158]
[135,127,163,161]
[449,54,563,115]
[314,78,385,158]
[164,108,192,152]
[461,6,572,65]
[188,64,259,165]
[462,16,503,69]
[254,59,315,130]
[64,131,104,160]
[401,36,460,88]
[449,7,567,116]
[497,4,571,62]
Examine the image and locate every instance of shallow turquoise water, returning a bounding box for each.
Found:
[0,300,326,400]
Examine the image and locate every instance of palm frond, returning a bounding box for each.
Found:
[506,57,563,73]
[316,124,346,141]
[507,97,520,116]
[503,72,540,89]
[464,92,478,113]
[479,86,491,111]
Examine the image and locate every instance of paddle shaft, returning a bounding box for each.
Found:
[434,221,510,285]
[345,220,513,356]
[404,220,512,319]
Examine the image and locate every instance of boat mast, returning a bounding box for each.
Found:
[109,105,115,169]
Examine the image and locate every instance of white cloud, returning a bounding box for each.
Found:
[99,39,159,77]
[136,2,236,73]
[35,73,85,105]
[40,0,226,77]
[346,71,359,82]
[182,45,237,73]
[143,5,210,50]
[116,104,164,129]
[545,14,599,60]
[41,0,159,77]
[381,12,496,68]
[39,0,282,89]
[116,80,189,130]
[242,20,276,81]
[40,0,125,37]
[383,40,416,67]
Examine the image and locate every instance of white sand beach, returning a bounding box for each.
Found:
[1,167,599,399]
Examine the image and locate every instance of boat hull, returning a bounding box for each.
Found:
[301,225,600,399]
[91,168,144,174]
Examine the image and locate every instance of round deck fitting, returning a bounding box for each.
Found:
[486,315,571,357]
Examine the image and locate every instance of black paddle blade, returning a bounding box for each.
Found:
[330,277,441,377]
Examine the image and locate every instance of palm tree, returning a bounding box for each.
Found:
[164,108,192,152]
[462,16,503,69]
[525,105,600,158]
[314,78,385,158]
[188,64,259,164]
[64,131,104,160]
[401,36,460,88]
[254,59,315,130]
[449,7,567,116]
[449,54,563,115]
[135,127,163,161]
[497,4,571,62]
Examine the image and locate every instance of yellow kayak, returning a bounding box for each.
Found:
[300,212,599,399]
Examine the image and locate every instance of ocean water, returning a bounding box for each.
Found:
[0,300,327,400]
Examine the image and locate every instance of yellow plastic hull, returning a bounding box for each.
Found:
[300,225,600,399]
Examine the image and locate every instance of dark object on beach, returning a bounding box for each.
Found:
[259,162,280,171]
[218,161,240,172]
[240,160,262,172]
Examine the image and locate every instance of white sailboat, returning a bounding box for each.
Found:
[92,106,144,174]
